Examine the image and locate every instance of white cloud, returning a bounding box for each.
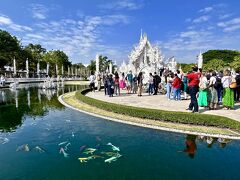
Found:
[193,15,210,23]
[30,4,48,20]
[219,13,232,20]
[0,14,32,32]
[199,7,213,13]
[218,17,240,32]
[100,0,143,10]
[0,15,12,25]
[21,14,130,63]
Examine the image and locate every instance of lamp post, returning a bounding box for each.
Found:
[13,57,16,77]
[26,58,29,78]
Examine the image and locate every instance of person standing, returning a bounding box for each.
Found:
[137,72,143,97]
[107,74,114,97]
[186,67,200,113]
[208,71,218,110]
[103,73,109,95]
[215,73,223,104]
[132,74,138,94]
[222,69,234,109]
[97,74,102,91]
[89,71,96,92]
[119,72,126,90]
[182,73,189,100]
[234,70,240,102]
[197,72,208,108]
[114,72,120,96]
[153,72,161,95]
[126,70,133,93]
[172,73,182,100]
[166,73,173,100]
[148,73,154,95]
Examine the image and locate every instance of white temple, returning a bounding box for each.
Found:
[123,32,164,74]
[119,32,178,81]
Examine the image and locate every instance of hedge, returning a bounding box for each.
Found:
[75,89,240,132]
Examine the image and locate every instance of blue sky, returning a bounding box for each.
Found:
[0,0,240,65]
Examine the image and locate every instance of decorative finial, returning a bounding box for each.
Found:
[140,29,143,40]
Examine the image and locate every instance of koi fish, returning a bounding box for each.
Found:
[58,141,68,146]
[78,156,93,163]
[78,157,89,163]
[80,145,87,152]
[107,143,120,151]
[89,155,103,159]
[33,146,45,153]
[101,151,119,157]
[83,148,97,155]
[96,136,101,142]
[64,142,71,151]
[59,147,69,158]
[16,144,30,152]
[104,153,122,163]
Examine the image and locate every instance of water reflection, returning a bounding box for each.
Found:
[0,84,85,132]
[180,134,233,159]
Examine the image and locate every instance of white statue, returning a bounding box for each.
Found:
[197,51,203,69]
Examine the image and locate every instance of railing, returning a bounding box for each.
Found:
[5,77,84,83]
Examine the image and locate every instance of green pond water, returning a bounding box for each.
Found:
[0,84,240,180]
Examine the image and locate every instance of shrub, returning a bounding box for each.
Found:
[75,89,240,132]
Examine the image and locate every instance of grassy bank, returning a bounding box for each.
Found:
[75,89,240,133]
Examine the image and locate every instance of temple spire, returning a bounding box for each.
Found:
[140,29,143,40]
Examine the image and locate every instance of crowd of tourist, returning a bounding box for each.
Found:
[89,66,240,112]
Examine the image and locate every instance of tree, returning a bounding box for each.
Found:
[87,55,117,73]
[43,50,71,75]
[178,63,195,73]
[0,29,21,68]
[203,59,227,71]
[203,50,240,64]
[230,56,240,71]
[24,44,46,71]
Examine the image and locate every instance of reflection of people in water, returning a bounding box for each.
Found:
[179,134,197,159]
[218,138,232,148]
[206,137,217,148]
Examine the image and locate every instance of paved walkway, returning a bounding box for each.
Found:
[86,90,240,121]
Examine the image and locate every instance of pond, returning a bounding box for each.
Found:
[0,84,240,180]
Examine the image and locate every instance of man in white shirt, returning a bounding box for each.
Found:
[89,71,96,92]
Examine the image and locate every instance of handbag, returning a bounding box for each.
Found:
[230,82,237,89]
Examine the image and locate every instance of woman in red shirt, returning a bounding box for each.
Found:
[172,74,182,100]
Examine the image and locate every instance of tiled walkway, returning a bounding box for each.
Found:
[86,90,240,121]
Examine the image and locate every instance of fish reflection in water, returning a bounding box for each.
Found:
[0,137,9,144]
[33,146,45,153]
[16,144,30,152]
[59,147,69,158]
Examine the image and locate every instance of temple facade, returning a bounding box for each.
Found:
[121,32,164,75]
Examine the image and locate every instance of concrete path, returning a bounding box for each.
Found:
[86,90,240,122]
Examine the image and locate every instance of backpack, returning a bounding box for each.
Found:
[213,77,222,89]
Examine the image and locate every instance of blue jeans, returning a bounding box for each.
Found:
[217,87,223,102]
[166,83,172,99]
[173,88,181,100]
[188,86,199,112]
[149,83,154,94]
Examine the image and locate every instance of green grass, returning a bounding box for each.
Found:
[75,89,240,132]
